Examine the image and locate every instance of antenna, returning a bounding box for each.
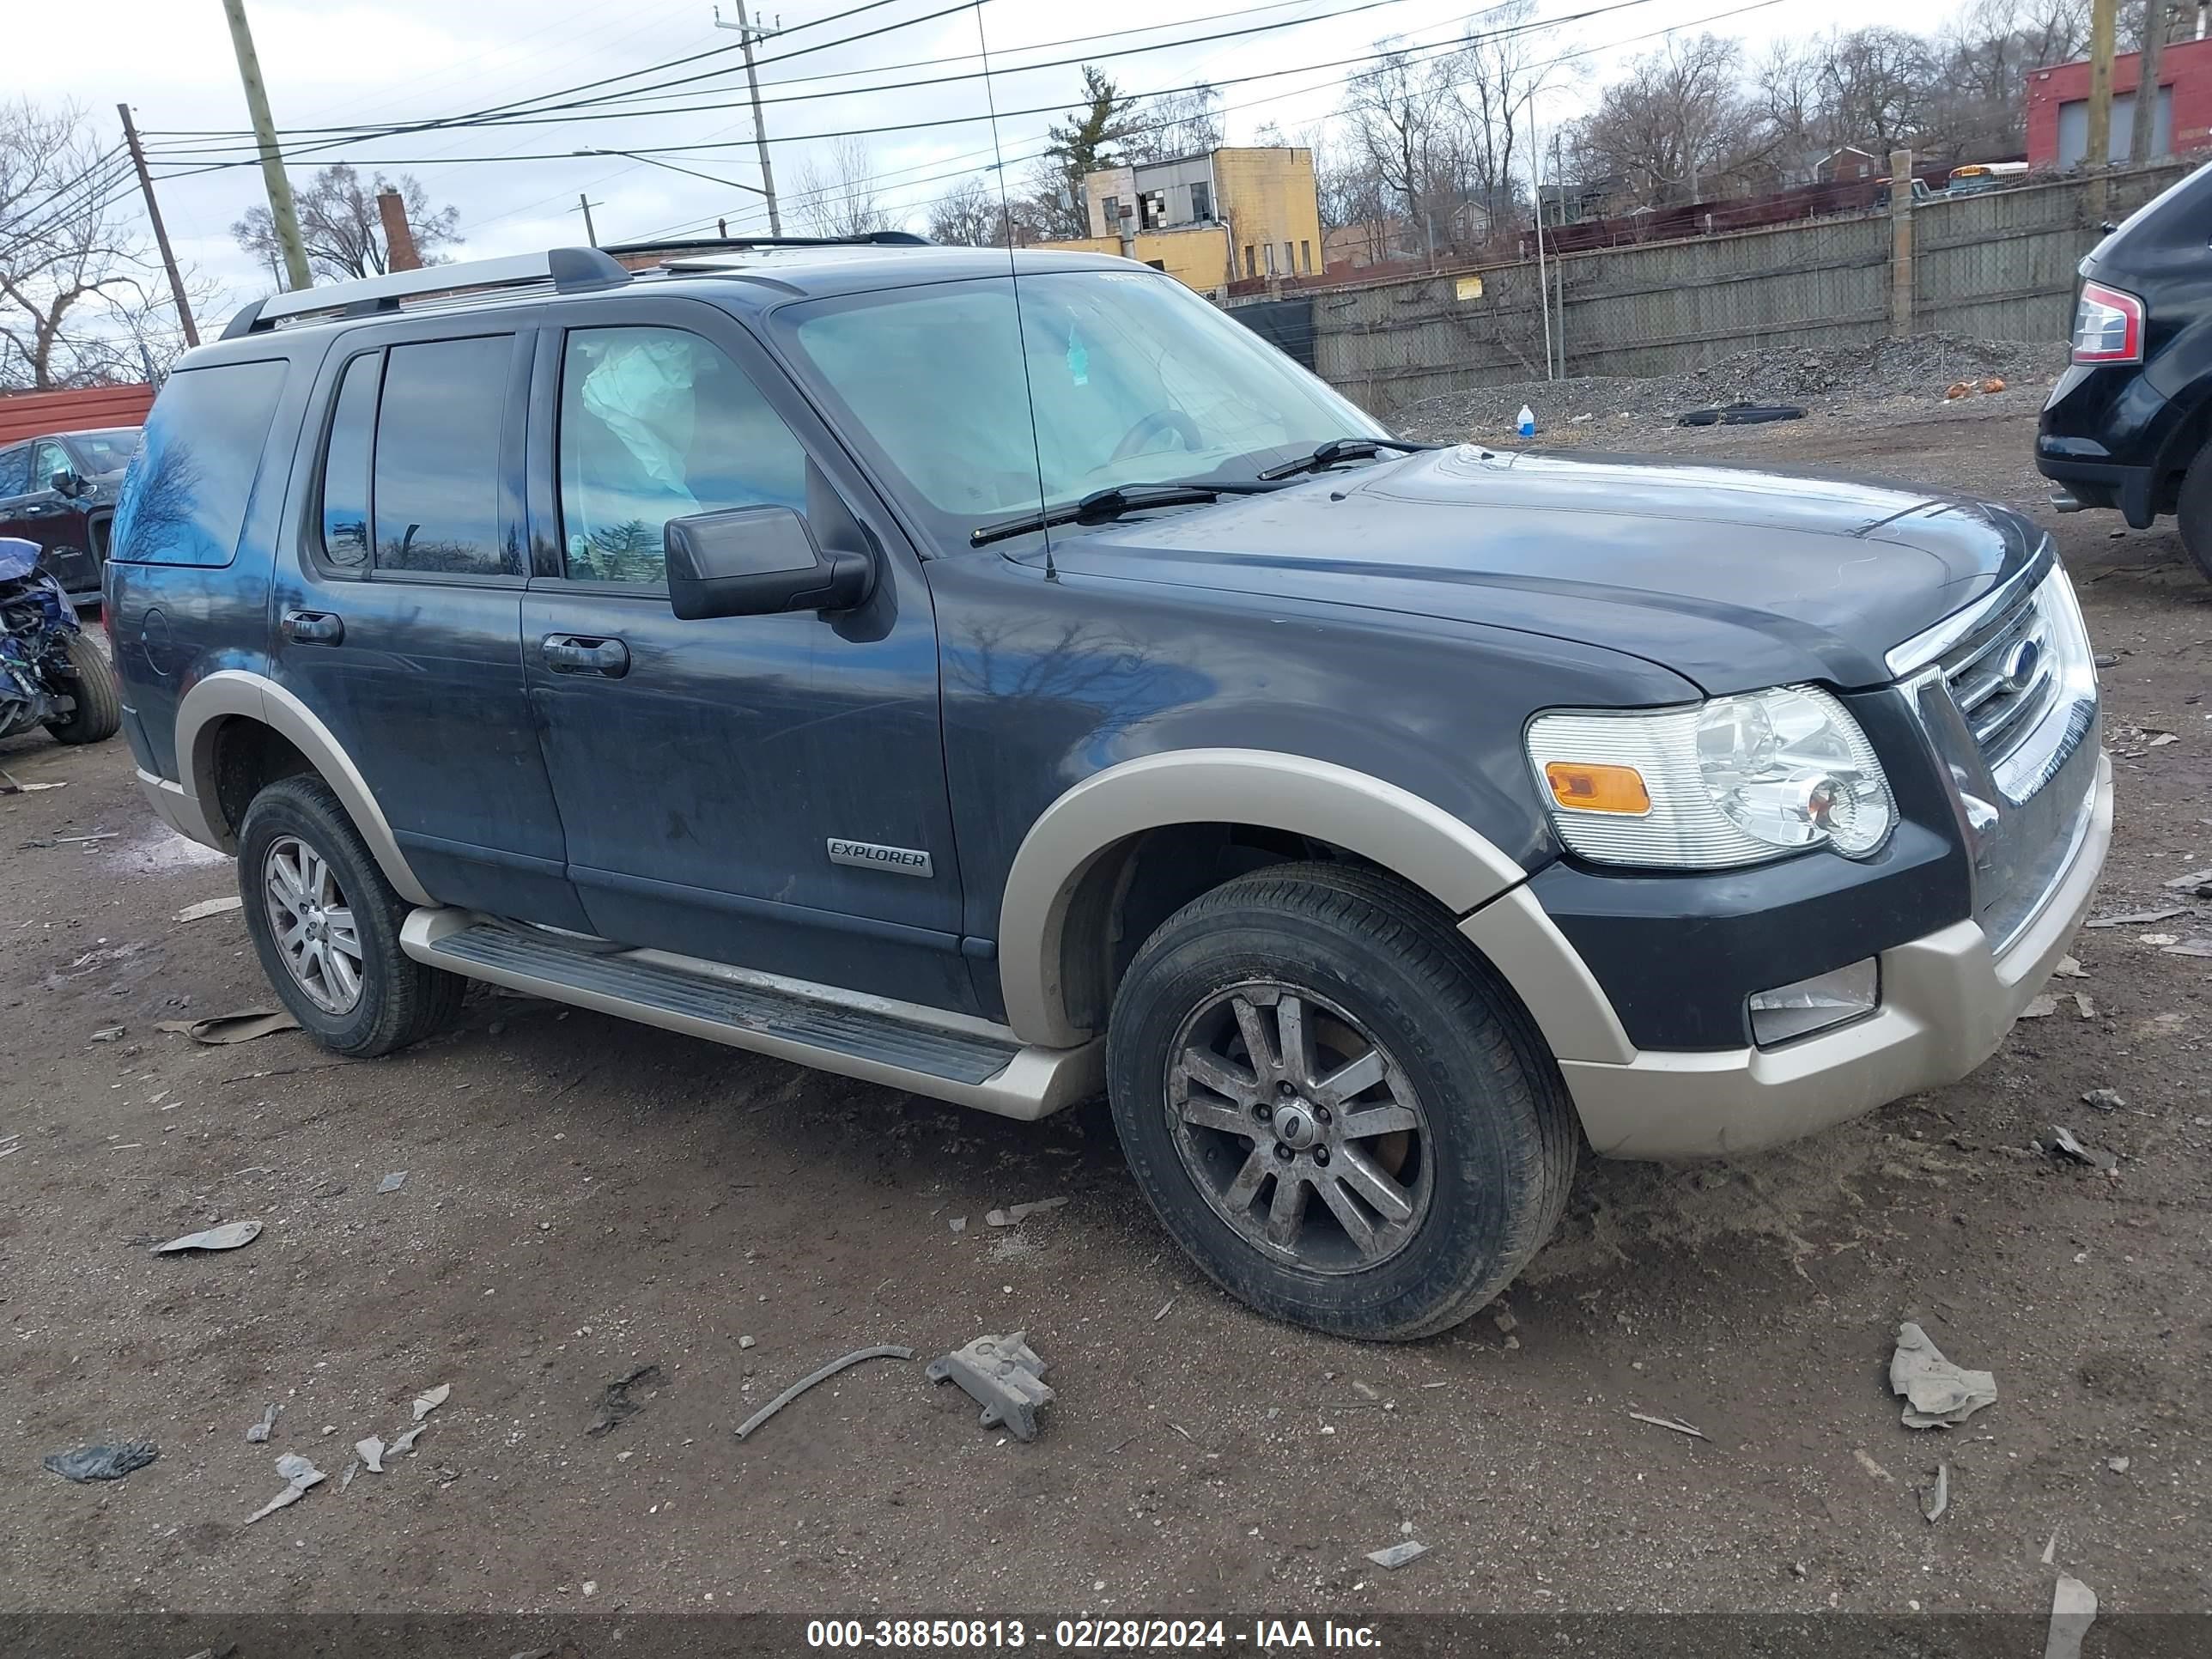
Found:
[973,0,1055,582]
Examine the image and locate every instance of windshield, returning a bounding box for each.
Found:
[781,268,1385,542]
[66,428,142,474]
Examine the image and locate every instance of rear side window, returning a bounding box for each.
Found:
[372,336,511,576]
[111,359,288,567]
[319,352,378,568]
[0,445,27,497]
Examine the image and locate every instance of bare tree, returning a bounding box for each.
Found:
[1929,0,2090,155]
[795,137,894,239]
[232,164,460,284]
[1341,45,1453,259]
[1125,84,1224,163]
[1440,0,1565,245]
[1,98,208,390]
[1566,34,1771,207]
[927,175,1053,247]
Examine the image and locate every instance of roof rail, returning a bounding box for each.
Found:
[602,231,932,256]
[220,246,630,340]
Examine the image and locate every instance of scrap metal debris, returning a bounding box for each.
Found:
[1923,1462,1949,1522]
[2084,907,2187,928]
[1364,1540,1429,1570]
[2045,1576,2098,1659]
[586,1364,665,1436]
[246,1404,278,1443]
[2045,1126,2118,1173]
[985,1197,1068,1227]
[737,1345,917,1442]
[2160,867,2212,895]
[1627,1411,1708,1441]
[43,1440,158,1483]
[1891,1322,1997,1429]
[173,896,245,923]
[245,1454,325,1524]
[154,1008,298,1045]
[153,1220,261,1255]
[926,1332,1054,1443]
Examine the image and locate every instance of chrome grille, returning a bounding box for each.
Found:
[1937,585,2058,772]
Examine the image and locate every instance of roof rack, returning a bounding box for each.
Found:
[602,231,932,256]
[220,246,630,340]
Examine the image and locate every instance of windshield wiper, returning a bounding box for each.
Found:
[970,479,1282,548]
[1255,436,1442,481]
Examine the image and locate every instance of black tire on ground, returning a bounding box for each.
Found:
[1105,860,1577,1341]
[236,775,465,1058]
[2177,441,2212,584]
[42,630,121,744]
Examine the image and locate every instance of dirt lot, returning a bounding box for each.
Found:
[2,386,2207,1633]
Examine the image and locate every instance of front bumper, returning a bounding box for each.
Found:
[1534,752,2110,1160]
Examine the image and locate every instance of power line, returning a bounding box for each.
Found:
[145,0,1668,175]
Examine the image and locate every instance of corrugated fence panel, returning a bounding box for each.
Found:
[1914,165,2194,343]
[0,382,155,445]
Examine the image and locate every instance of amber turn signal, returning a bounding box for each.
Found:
[1543,761,1652,815]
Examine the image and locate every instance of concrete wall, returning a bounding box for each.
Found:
[1231,163,2196,416]
[1036,228,1235,292]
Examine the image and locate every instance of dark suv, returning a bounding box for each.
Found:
[0,425,139,604]
[2038,159,2212,579]
[109,240,2109,1340]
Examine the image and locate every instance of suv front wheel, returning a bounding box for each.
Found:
[1106,862,1577,1340]
[236,775,465,1057]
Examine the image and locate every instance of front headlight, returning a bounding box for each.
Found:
[1527,685,1895,868]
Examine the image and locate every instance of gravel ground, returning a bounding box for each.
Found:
[1393,334,2075,448]
[1,387,2207,1640]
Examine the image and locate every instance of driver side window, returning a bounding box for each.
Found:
[556,325,809,585]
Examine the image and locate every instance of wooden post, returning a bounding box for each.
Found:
[1888,149,1914,342]
[375,190,420,271]
[2088,0,2118,217]
[2132,0,2169,167]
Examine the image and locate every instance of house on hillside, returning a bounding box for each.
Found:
[1032,147,1324,295]
[1814,146,1881,184]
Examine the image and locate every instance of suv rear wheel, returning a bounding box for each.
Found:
[236,775,465,1057]
[1105,862,1577,1340]
[2176,441,2212,582]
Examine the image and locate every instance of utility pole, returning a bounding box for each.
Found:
[116,102,197,348]
[575,194,603,246]
[713,3,783,234]
[2132,0,2170,167]
[220,0,311,291]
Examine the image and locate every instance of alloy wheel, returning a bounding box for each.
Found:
[262,835,365,1015]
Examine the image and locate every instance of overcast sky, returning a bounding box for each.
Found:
[54,0,1957,315]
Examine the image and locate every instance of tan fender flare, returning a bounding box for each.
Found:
[995,749,1532,1048]
[173,668,436,908]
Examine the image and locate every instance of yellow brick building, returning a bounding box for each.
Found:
[1035,148,1325,295]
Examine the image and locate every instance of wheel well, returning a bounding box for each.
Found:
[1054,822,1368,1031]
[209,718,317,840]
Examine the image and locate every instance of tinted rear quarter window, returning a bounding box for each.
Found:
[373,336,510,576]
[319,352,379,568]
[112,359,289,567]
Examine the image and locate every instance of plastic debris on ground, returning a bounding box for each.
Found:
[587,1364,665,1436]
[985,1197,1067,1227]
[245,1453,325,1524]
[1890,1322,1997,1429]
[1365,1540,1429,1569]
[2083,906,2187,928]
[2045,1576,2098,1659]
[153,1220,261,1255]
[89,1026,125,1042]
[737,1346,917,1442]
[44,1440,158,1483]
[356,1436,386,1474]
[2045,1126,2118,1173]
[2081,1089,2125,1113]
[412,1382,450,1421]
[926,1333,1054,1443]
[1627,1411,1707,1441]
[378,1170,407,1194]
[154,1008,298,1045]
[246,1403,278,1443]
[173,896,244,923]
[2019,994,2058,1018]
[388,1422,428,1456]
[1923,1462,1949,1522]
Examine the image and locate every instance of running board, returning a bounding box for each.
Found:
[399,909,1100,1120]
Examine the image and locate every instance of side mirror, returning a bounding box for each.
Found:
[664,505,874,621]
[51,470,84,498]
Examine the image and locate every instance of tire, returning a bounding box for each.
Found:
[235,775,465,1058]
[42,631,121,745]
[1106,861,1577,1341]
[2179,441,2212,584]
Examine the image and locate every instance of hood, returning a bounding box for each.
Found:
[1035,447,2042,694]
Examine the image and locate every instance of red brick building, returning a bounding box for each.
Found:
[0,382,154,447]
[2027,37,2212,168]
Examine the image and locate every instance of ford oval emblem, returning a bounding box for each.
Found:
[1996,636,2042,696]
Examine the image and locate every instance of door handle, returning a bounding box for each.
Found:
[283,609,344,645]
[542,634,630,677]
